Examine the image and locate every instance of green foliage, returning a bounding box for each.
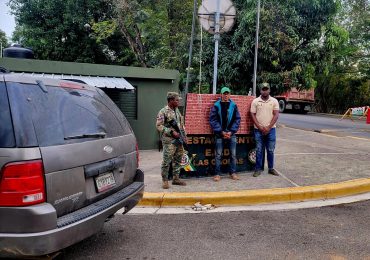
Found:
[8,0,369,112]
[109,0,194,69]
[316,74,370,113]
[9,0,195,68]
[189,0,339,94]
[314,0,370,113]
[0,30,9,49]
[9,0,134,64]
[92,21,117,44]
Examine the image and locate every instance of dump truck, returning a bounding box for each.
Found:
[275,87,315,114]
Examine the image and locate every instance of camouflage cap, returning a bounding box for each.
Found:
[260,82,270,90]
[167,92,182,100]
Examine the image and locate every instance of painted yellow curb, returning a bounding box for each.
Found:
[138,178,370,207]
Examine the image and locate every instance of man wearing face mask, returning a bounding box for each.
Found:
[209,86,241,182]
[250,82,280,177]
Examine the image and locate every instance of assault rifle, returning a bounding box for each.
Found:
[168,119,188,150]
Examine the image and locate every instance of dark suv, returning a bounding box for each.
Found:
[0,74,144,258]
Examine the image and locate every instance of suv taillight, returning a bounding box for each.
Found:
[136,143,140,168]
[0,160,46,207]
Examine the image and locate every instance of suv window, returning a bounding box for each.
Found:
[6,81,133,147]
[0,81,15,148]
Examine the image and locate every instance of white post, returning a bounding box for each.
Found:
[185,0,198,96]
[212,0,221,94]
[252,0,261,96]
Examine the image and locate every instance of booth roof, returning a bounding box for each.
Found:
[12,72,135,90]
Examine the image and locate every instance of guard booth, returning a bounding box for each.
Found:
[0,56,180,150]
[180,93,256,178]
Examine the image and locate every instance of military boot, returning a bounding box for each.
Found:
[253,170,262,177]
[162,180,169,189]
[172,176,186,186]
[268,169,279,176]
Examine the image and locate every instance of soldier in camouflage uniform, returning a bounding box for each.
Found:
[156,92,187,189]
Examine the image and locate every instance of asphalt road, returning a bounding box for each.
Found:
[279,113,370,139]
[57,200,370,260]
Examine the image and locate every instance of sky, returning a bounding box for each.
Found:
[0,0,16,39]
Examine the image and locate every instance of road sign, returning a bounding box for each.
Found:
[198,0,236,94]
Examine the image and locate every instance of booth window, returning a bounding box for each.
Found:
[102,87,137,120]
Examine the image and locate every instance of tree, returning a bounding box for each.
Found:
[190,0,339,94]
[108,0,148,67]
[9,0,132,64]
[9,0,195,69]
[337,0,369,76]
[0,30,9,50]
[314,0,370,113]
[7,0,369,113]
[107,0,194,69]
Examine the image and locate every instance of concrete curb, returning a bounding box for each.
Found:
[138,178,370,207]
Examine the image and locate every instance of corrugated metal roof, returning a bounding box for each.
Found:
[12,72,135,90]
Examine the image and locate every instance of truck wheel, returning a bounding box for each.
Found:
[300,108,308,114]
[300,105,309,114]
[278,100,286,113]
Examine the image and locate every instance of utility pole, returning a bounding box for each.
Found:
[212,0,221,94]
[185,0,198,96]
[252,0,261,96]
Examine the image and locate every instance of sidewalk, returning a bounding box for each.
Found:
[138,125,370,207]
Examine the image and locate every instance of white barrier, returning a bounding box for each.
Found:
[340,106,369,121]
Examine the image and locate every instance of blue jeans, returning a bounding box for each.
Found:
[215,135,237,175]
[254,128,276,171]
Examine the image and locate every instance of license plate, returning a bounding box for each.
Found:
[95,172,116,193]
